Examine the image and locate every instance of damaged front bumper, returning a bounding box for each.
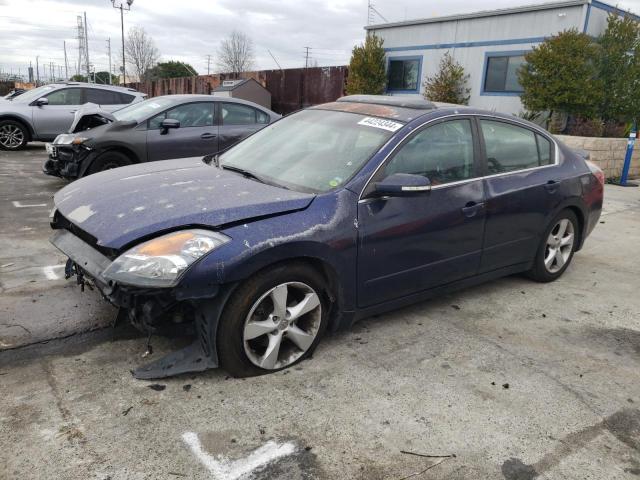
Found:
[50,229,231,379]
[43,144,95,179]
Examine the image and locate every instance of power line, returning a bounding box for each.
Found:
[267,49,282,71]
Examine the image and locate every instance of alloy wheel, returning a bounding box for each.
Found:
[0,124,24,149]
[544,218,575,273]
[243,282,322,370]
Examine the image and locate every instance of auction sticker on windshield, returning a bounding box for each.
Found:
[357,117,403,132]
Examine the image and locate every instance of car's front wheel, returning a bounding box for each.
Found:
[84,150,132,176]
[527,209,579,282]
[0,120,28,150]
[217,263,328,377]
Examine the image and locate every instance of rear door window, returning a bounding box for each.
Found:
[85,88,127,105]
[536,134,553,166]
[256,109,270,124]
[221,103,258,125]
[480,120,549,174]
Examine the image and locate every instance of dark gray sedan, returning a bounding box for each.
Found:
[43,94,280,179]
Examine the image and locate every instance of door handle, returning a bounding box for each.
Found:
[544,180,560,192]
[70,110,77,114]
[461,201,484,217]
[201,133,217,140]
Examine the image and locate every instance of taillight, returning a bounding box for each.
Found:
[586,160,605,186]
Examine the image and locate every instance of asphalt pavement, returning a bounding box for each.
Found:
[1,145,640,479]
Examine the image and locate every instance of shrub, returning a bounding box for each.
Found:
[346,34,387,95]
[519,29,602,119]
[422,52,470,105]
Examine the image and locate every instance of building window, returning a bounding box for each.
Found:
[387,57,421,92]
[483,53,526,95]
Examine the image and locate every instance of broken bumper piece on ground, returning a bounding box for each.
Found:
[49,229,227,379]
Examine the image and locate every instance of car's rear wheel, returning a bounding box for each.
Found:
[85,150,132,176]
[217,263,328,377]
[527,210,579,282]
[0,120,28,150]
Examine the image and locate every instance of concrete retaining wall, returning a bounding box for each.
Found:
[556,134,639,179]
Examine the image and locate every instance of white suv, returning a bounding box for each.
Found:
[0,82,146,150]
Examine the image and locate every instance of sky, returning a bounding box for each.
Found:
[1,0,640,80]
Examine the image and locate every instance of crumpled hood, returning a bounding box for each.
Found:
[53,158,315,249]
[68,102,116,133]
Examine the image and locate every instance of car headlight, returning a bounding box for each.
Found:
[53,134,91,145]
[103,229,230,287]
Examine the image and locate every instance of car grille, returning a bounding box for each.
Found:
[56,148,76,163]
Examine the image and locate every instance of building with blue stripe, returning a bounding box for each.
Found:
[365,0,638,114]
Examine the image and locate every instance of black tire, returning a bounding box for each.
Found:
[526,209,579,282]
[217,262,329,378]
[0,119,28,151]
[84,150,132,176]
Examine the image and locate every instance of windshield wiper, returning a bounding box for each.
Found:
[221,164,267,184]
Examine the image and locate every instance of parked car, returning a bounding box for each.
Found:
[2,88,26,100]
[49,95,604,379]
[0,82,145,150]
[43,94,280,179]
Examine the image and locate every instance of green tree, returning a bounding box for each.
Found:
[346,33,386,95]
[422,52,470,105]
[70,74,87,82]
[519,29,602,119]
[94,71,119,84]
[597,14,640,123]
[146,60,197,80]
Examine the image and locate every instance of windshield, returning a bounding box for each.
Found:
[10,85,57,103]
[113,97,175,123]
[220,109,400,193]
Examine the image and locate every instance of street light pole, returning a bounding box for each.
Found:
[111,0,133,86]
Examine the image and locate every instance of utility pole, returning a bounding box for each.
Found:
[206,54,212,75]
[107,38,112,84]
[64,41,69,80]
[36,56,40,85]
[77,15,87,77]
[112,0,134,86]
[84,11,91,82]
[304,47,310,69]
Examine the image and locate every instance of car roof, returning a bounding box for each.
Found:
[46,82,144,94]
[315,95,545,130]
[151,94,278,114]
[313,95,451,122]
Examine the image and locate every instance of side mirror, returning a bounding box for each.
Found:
[35,97,49,107]
[373,173,431,197]
[160,118,180,134]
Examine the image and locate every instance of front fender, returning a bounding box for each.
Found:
[177,190,359,311]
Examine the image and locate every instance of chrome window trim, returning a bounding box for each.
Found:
[358,113,560,202]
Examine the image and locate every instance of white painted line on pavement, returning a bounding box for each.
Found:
[43,265,65,280]
[12,201,48,208]
[181,431,295,480]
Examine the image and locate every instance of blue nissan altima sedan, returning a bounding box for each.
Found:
[49,95,604,378]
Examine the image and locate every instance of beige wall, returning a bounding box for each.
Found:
[556,135,640,180]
